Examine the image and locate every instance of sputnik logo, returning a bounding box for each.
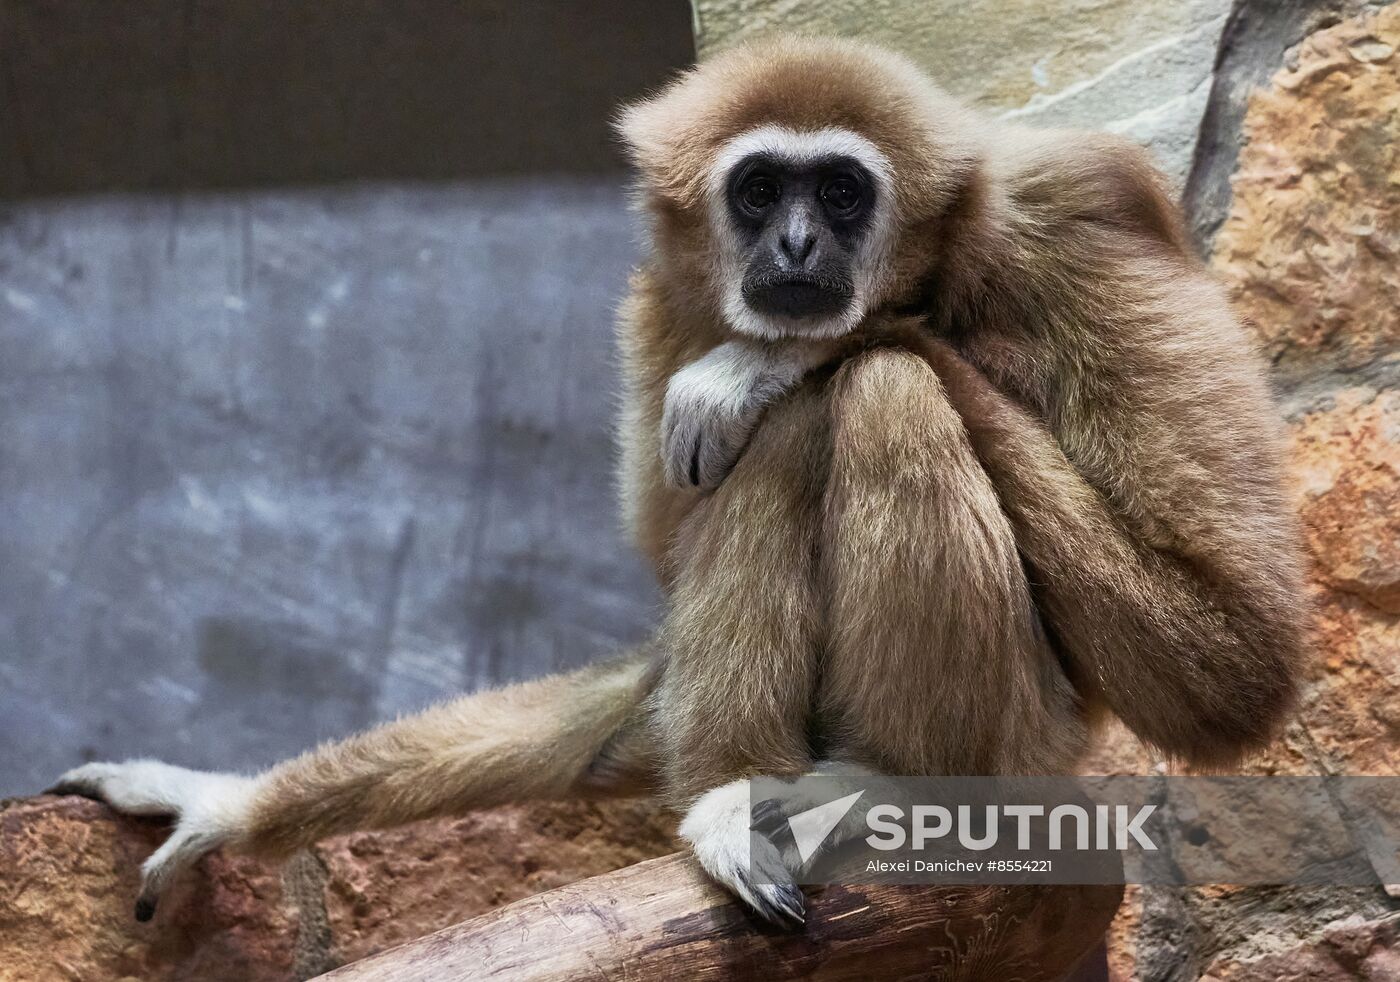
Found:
[786,790,865,864]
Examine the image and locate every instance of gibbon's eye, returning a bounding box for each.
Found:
[739,174,781,212]
[821,175,862,214]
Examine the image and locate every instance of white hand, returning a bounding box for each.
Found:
[661,340,821,490]
[679,779,806,928]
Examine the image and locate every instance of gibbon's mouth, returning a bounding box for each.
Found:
[742,272,854,320]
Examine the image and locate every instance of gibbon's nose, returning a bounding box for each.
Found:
[779,230,817,266]
[778,210,819,267]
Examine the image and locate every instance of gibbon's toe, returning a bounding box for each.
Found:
[681,778,808,930]
[47,762,136,808]
[46,760,194,817]
[738,831,807,929]
[750,796,787,835]
[753,882,806,928]
[726,834,807,930]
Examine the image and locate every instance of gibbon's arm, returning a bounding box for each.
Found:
[654,376,835,804]
[905,137,1304,766]
[917,338,1302,768]
[50,652,657,920]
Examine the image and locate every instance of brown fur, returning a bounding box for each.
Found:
[650,378,833,803]
[819,344,1086,776]
[612,37,1302,794]
[82,36,1303,869]
[239,652,655,856]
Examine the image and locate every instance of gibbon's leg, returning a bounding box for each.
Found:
[50,652,657,920]
[658,378,834,925]
[918,339,1300,766]
[819,347,1086,776]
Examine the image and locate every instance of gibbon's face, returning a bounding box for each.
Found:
[709,127,896,341]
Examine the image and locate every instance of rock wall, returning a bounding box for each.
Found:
[1126,7,1400,977]
[692,0,1232,187]
[0,796,677,981]
[1219,5,1400,782]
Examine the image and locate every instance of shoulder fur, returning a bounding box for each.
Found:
[988,128,1191,255]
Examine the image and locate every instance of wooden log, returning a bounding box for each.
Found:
[315,852,1122,981]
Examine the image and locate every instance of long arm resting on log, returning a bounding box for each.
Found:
[49,652,660,917]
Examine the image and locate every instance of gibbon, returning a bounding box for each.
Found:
[51,36,1303,928]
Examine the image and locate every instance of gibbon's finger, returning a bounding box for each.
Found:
[689,433,704,487]
[134,822,225,921]
[660,406,702,489]
[750,796,787,835]
[753,882,807,929]
[693,424,751,490]
[697,826,805,929]
[746,835,807,928]
[47,760,188,817]
[45,777,116,804]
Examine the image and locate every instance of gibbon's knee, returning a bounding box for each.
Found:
[830,346,961,449]
[825,346,981,503]
[821,345,1086,775]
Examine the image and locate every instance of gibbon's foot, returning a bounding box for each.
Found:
[47,760,256,922]
[679,778,807,929]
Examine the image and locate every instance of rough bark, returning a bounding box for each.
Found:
[316,853,1122,982]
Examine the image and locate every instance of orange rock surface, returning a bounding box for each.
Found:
[1105,6,1400,978]
[0,796,676,981]
[1217,2,1400,781]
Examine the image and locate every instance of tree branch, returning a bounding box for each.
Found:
[316,852,1121,981]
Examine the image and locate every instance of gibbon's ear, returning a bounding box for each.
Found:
[614,70,718,213]
[614,92,670,181]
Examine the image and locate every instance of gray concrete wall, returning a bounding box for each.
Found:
[0,1,694,794]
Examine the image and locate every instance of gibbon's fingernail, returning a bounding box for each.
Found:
[751,884,805,930]
[45,782,102,802]
[774,885,806,924]
[751,797,785,832]
[134,896,157,922]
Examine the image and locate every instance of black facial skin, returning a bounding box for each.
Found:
[727,153,876,322]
